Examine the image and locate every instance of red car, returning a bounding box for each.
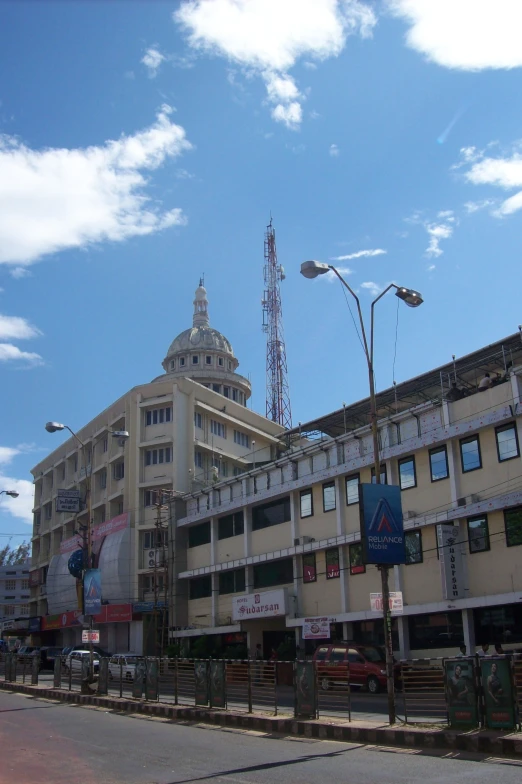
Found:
[312,642,401,694]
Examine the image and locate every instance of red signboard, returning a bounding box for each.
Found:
[60,534,83,555]
[92,512,129,542]
[41,604,132,630]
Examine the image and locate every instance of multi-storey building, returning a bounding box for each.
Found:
[0,560,31,644]
[29,283,285,653]
[173,332,522,662]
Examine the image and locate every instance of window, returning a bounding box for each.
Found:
[232,388,238,402]
[210,419,226,438]
[253,558,293,589]
[4,605,15,616]
[195,451,203,468]
[496,423,519,462]
[144,490,161,507]
[4,580,16,591]
[408,611,463,650]
[326,548,340,578]
[99,469,107,490]
[233,466,243,477]
[505,506,522,547]
[468,515,489,553]
[405,530,423,564]
[322,481,336,512]
[143,530,167,549]
[117,501,124,515]
[233,430,250,448]
[218,357,224,367]
[300,489,313,518]
[170,360,175,370]
[398,456,416,490]
[349,543,365,574]
[460,435,482,473]
[252,497,290,531]
[218,568,245,595]
[345,474,359,505]
[194,412,202,429]
[101,437,108,453]
[205,355,212,365]
[192,355,199,365]
[474,603,522,645]
[146,407,172,426]
[212,384,221,393]
[429,446,449,482]
[223,386,230,398]
[218,511,244,540]
[45,503,52,520]
[145,448,172,466]
[303,553,316,583]
[113,462,125,480]
[19,605,29,616]
[188,521,211,548]
[228,360,232,370]
[21,579,29,590]
[189,575,211,599]
[371,465,387,484]
[179,357,186,367]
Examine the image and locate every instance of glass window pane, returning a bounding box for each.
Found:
[303,553,316,583]
[405,530,422,564]
[326,547,340,579]
[300,490,313,518]
[371,465,387,484]
[496,424,519,461]
[460,437,481,472]
[468,516,489,553]
[349,543,365,574]
[323,482,336,512]
[430,448,448,481]
[399,458,416,489]
[346,475,359,505]
[505,507,522,547]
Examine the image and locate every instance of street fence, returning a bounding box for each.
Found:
[0,652,520,729]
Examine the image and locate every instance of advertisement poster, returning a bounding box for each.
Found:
[210,661,226,709]
[132,659,146,699]
[359,484,405,565]
[303,618,331,640]
[194,660,209,706]
[145,659,159,701]
[295,661,316,719]
[84,569,102,615]
[480,658,516,730]
[444,658,478,728]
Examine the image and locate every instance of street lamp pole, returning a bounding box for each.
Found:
[0,490,20,498]
[300,261,423,725]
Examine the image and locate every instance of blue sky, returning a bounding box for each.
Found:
[1,1,522,541]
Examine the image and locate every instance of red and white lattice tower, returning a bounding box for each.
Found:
[262,219,292,429]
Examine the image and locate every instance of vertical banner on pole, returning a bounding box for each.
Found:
[194,660,209,706]
[444,658,478,728]
[295,661,316,719]
[480,657,516,730]
[98,657,109,695]
[53,656,61,688]
[31,653,39,685]
[210,660,226,708]
[132,659,146,699]
[145,659,159,701]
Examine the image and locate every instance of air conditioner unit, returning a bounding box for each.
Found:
[293,536,315,546]
[404,510,417,520]
[457,494,480,507]
[147,549,164,568]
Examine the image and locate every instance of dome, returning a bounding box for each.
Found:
[165,326,234,358]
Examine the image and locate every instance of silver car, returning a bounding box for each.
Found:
[64,650,100,674]
[108,653,140,681]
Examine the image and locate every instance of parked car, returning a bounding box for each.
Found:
[70,644,111,658]
[108,653,141,681]
[64,650,100,675]
[313,642,401,694]
[16,646,40,662]
[39,646,64,671]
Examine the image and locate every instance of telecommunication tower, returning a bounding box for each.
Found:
[262,219,292,429]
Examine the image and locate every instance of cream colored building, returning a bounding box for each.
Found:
[174,332,522,661]
[29,284,285,653]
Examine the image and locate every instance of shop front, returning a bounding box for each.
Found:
[232,588,297,659]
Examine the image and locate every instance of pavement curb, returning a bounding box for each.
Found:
[2,681,521,759]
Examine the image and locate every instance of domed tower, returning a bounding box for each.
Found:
[159,281,252,405]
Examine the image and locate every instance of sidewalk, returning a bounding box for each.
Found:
[2,679,522,760]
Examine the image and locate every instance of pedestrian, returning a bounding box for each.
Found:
[456,643,467,657]
[478,373,492,392]
[477,643,489,657]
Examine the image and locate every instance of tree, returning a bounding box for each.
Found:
[0,541,30,566]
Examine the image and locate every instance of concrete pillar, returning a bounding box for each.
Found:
[343,621,353,641]
[462,608,475,655]
[211,573,218,627]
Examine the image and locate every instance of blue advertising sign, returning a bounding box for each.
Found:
[360,484,405,565]
[84,569,102,615]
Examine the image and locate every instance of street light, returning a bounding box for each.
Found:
[300,259,424,725]
[0,490,19,498]
[44,421,129,689]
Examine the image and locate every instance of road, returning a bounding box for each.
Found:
[1,690,521,784]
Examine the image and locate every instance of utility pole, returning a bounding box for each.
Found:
[152,489,172,658]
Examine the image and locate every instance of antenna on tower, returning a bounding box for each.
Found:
[262,218,292,429]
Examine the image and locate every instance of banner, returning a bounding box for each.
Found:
[194,661,209,706]
[303,618,331,640]
[132,659,146,698]
[84,569,102,616]
[295,661,316,719]
[370,592,404,614]
[480,657,516,730]
[92,512,129,542]
[360,484,405,565]
[444,658,478,728]
[210,661,226,709]
[145,659,159,701]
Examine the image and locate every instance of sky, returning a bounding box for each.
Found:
[1,0,522,543]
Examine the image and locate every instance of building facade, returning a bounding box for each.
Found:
[29,284,285,653]
[173,333,522,661]
[0,560,31,645]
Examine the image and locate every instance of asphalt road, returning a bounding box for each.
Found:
[1,690,521,784]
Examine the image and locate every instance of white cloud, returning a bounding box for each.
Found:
[425,222,454,257]
[0,314,40,340]
[303,61,318,70]
[174,0,376,127]
[464,199,495,214]
[386,0,522,71]
[0,105,191,267]
[329,143,340,157]
[461,145,522,217]
[330,248,387,261]
[360,281,381,297]
[427,264,436,271]
[141,47,166,77]
[10,267,31,279]
[0,446,34,523]
[0,344,43,366]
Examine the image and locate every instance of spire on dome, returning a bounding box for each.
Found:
[193,280,209,328]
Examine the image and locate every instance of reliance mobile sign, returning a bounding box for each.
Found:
[360,484,405,565]
[232,589,287,622]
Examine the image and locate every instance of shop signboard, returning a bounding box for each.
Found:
[437,523,465,600]
[82,630,100,643]
[444,658,478,728]
[480,657,516,730]
[360,484,405,565]
[56,489,80,514]
[209,660,226,708]
[145,659,159,701]
[303,617,331,640]
[132,659,146,698]
[232,589,287,622]
[295,661,316,719]
[195,660,209,706]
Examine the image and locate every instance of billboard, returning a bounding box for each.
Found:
[83,569,102,615]
[303,617,331,640]
[56,489,81,514]
[480,657,516,730]
[360,484,405,565]
[444,657,479,728]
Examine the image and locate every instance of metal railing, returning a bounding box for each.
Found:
[400,659,447,724]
